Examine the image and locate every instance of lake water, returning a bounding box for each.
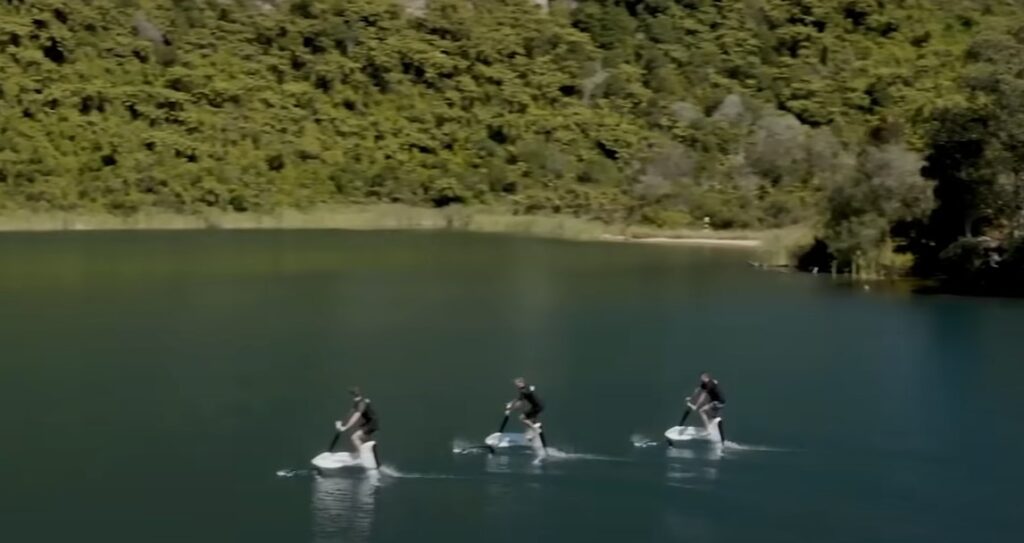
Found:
[0,230,1021,543]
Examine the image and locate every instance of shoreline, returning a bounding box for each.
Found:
[597,235,761,247]
[0,205,772,248]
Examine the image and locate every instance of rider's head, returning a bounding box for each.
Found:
[700,372,711,383]
[513,377,526,390]
[349,387,363,400]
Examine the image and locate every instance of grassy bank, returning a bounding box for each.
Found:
[0,204,798,250]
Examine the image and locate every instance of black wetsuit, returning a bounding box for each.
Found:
[700,380,725,408]
[518,386,544,422]
[354,398,378,436]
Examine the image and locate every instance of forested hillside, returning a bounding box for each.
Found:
[1,0,1022,293]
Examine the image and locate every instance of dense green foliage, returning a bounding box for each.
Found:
[1,0,1022,292]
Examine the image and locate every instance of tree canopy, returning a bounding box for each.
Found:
[1,0,1022,293]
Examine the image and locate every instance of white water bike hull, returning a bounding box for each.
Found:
[664,425,722,444]
[484,432,535,450]
[312,441,379,471]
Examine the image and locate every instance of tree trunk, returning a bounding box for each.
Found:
[1013,173,1024,241]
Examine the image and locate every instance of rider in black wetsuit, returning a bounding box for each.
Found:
[508,377,545,445]
[336,387,378,456]
[689,372,725,436]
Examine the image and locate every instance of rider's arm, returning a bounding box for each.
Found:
[338,402,365,431]
[688,388,706,408]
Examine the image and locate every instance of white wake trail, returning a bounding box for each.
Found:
[541,447,628,462]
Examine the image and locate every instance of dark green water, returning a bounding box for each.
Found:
[1,230,1021,543]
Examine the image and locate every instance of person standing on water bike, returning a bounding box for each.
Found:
[507,378,545,445]
[688,372,725,438]
[335,387,378,457]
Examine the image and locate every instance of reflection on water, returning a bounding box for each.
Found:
[485,454,512,474]
[484,452,546,475]
[666,445,722,487]
[311,472,378,543]
[667,445,723,462]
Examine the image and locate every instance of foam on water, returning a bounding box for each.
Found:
[451,438,492,455]
[541,447,627,462]
[631,427,789,453]
[722,441,789,452]
[276,463,459,480]
[630,434,662,448]
[452,436,626,463]
[379,465,463,479]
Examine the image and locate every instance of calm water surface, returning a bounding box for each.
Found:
[0,230,1021,543]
